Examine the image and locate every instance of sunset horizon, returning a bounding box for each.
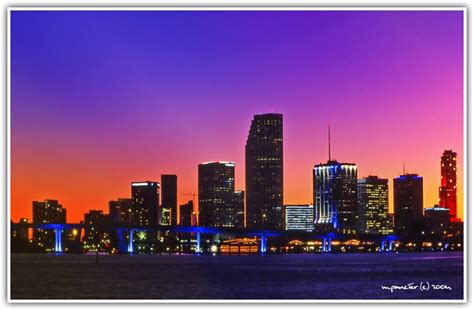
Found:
[11,10,464,223]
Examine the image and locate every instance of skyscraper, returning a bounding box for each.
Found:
[131,181,160,227]
[439,150,458,221]
[180,200,193,226]
[357,176,392,235]
[245,113,284,229]
[313,161,358,232]
[285,205,314,231]
[161,174,178,226]
[198,161,239,227]
[232,190,245,228]
[393,174,424,234]
[32,199,66,251]
[424,205,450,235]
[109,198,132,225]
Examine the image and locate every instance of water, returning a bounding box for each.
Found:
[10,252,463,300]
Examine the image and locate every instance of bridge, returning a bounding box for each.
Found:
[11,222,403,254]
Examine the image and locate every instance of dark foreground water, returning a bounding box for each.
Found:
[11,252,463,300]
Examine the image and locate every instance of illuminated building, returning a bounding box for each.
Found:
[245,113,284,229]
[439,150,458,221]
[393,174,424,234]
[161,174,178,226]
[198,161,241,227]
[180,200,193,226]
[357,176,392,235]
[109,198,132,225]
[220,238,259,254]
[284,205,314,231]
[424,205,450,235]
[83,210,112,252]
[313,160,358,232]
[131,181,160,227]
[32,199,66,252]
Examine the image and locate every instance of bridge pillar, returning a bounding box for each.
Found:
[128,229,134,254]
[54,228,63,253]
[196,232,201,254]
[381,240,386,252]
[322,238,327,252]
[116,229,129,254]
[389,240,393,252]
[260,235,267,254]
[327,238,332,252]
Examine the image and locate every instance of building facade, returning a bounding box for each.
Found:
[32,199,66,251]
[439,150,458,221]
[161,174,178,226]
[357,176,392,235]
[83,210,112,252]
[393,174,424,234]
[424,205,450,235]
[131,181,160,227]
[109,198,132,225]
[232,190,245,228]
[313,161,358,232]
[180,200,193,226]
[198,161,241,227]
[285,205,314,231]
[245,113,284,229]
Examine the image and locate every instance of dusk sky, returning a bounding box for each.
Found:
[11,10,464,223]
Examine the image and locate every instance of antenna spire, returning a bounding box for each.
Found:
[328,125,331,161]
[403,161,406,175]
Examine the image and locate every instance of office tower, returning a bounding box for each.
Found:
[198,161,238,227]
[233,190,245,228]
[109,198,132,225]
[393,174,424,234]
[32,199,66,251]
[180,200,193,226]
[313,161,358,232]
[285,205,314,231]
[439,150,458,221]
[161,174,178,226]
[424,205,450,235]
[245,113,284,229]
[131,181,160,227]
[83,210,111,251]
[357,176,392,235]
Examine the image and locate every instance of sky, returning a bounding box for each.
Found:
[11,10,464,223]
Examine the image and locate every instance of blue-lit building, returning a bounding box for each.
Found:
[285,205,314,231]
[313,160,358,232]
[393,174,423,234]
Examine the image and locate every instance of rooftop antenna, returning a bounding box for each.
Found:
[403,162,406,175]
[328,125,331,161]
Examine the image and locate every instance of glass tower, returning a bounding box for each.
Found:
[245,113,284,229]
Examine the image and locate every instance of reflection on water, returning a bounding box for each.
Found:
[11,252,463,300]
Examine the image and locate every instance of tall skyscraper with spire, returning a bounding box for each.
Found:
[439,150,458,221]
[313,127,358,232]
[245,113,284,229]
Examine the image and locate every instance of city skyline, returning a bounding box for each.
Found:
[11,10,464,223]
